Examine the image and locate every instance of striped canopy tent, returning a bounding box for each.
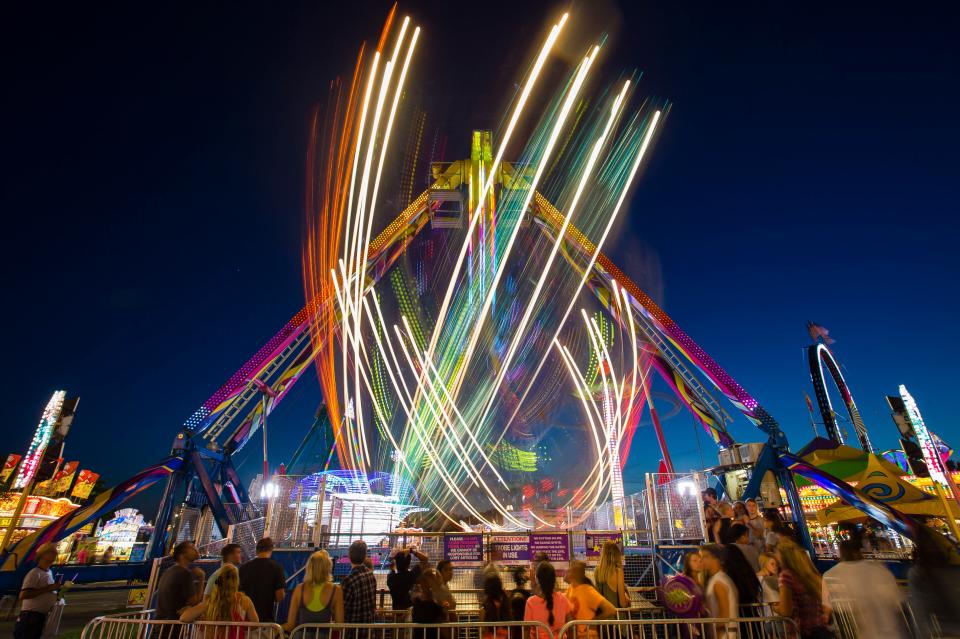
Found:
[794,443,956,524]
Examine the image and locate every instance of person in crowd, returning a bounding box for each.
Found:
[756,553,780,605]
[714,502,736,544]
[75,544,88,565]
[773,539,832,639]
[530,552,551,595]
[907,526,960,637]
[733,502,750,526]
[238,537,286,623]
[341,540,377,623]
[479,573,512,638]
[101,546,115,563]
[156,541,204,622]
[508,565,531,623]
[566,560,617,637]
[14,544,70,639]
[701,545,739,639]
[283,550,343,632]
[594,540,630,608]
[745,499,765,551]
[205,543,243,599]
[682,550,705,588]
[702,489,721,542]
[822,534,906,638]
[524,561,572,639]
[411,569,447,638]
[728,524,761,572]
[435,559,457,613]
[723,544,760,613]
[387,546,429,609]
[179,564,259,632]
[762,509,790,550]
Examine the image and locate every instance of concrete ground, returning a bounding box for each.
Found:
[0,586,133,638]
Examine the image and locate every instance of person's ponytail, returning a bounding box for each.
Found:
[536,562,557,626]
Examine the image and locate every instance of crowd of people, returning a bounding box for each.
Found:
[19,504,960,639]
[696,489,960,638]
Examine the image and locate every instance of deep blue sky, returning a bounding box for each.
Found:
[3,1,958,517]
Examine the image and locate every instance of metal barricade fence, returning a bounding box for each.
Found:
[80,616,284,639]
[289,621,554,639]
[557,616,799,639]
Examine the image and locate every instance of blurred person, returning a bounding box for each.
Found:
[594,540,630,608]
[14,544,70,639]
[101,546,115,563]
[682,550,705,588]
[732,502,750,526]
[728,524,760,572]
[239,537,286,623]
[508,565,531,623]
[205,543,243,599]
[773,539,832,639]
[822,534,906,638]
[756,553,780,605]
[155,541,204,621]
[908,526,960,637]
[479,573,511,639]
[524,562,572,639]
[745,499,765,551]
[723,544,760,612]
[180,564,259,634]
[763,509,790,551]
[714,503,735,544]
[531,553,551,595]
[435,559,457,612]
[700,544,739,639]
[341,540,377,623]
[703,489,721,542]
[388,546,429,609]
[283,550,343,632]
[411,569,446,639]
[566,560,617,637]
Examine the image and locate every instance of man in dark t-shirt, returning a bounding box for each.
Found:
[155,542,202,622]
[239,537,286,622]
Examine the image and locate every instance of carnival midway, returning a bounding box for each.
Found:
[4,7,958,639]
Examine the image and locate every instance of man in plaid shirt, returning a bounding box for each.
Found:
[342,540,377,623]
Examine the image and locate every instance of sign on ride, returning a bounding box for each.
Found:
[443,533,484,565]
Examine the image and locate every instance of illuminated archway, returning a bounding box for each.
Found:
[807,343,873,451]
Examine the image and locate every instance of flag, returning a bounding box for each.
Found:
[71,470,100,500]
[807,321,835,344]
[804,392,816,415]
[0,454,21,484]
[53,461,79,493]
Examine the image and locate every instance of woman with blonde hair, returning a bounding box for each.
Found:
[180,564,258,636]
[284,550,343,632]
[594,540,630,608]
[773,539,832,638]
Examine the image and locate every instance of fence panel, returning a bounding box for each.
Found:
[558,616,799,639]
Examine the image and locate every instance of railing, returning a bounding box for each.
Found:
[83,615,800,639]
[290,621,555,639]
[559,617,799,639]
[80,616,284,639]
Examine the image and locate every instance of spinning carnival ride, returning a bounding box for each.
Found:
[1,9,948,572]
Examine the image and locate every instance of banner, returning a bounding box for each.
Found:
[585,532,623,559]
[71,470,100,500]
[443,533,484,565]
[529,532,570,563]
[53,461,79,493]
[0,455,21,484]
[490,534,530,564]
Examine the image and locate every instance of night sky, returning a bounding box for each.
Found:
[3,1,958,518]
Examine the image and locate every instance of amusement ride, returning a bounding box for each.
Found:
[2,7,957,587]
